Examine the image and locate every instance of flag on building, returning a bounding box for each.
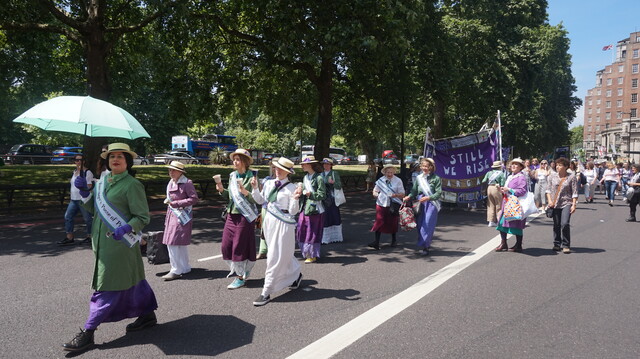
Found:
[602,44,613,51]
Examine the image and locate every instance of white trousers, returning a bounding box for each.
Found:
[167,245,191,275]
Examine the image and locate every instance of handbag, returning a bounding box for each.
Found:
[334,188,346,207]
[144,231,169,265]
[519,191,538,218]
[221,208,228,221]
[503,194,524,222]
[389,201,402,215]
[399,203,417,231]
[545,207,554,218]
[626,186,635,200]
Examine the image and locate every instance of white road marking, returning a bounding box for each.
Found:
[197,254,222,262]
[287,213,540,359]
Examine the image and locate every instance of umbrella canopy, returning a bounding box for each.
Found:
[13,96,150,139]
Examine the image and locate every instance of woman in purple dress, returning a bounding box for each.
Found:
[495,158,528,252]
[296,155,326,263]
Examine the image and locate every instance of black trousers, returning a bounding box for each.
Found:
[629,192,640,217]
[552,206,572,248]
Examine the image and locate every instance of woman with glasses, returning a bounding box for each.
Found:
[58,154,94,246]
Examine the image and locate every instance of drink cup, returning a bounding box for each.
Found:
[213,174,221,183]
[164,198,171,205]
[251,169,258,177]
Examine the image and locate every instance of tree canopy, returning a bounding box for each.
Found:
[1,0,581,162]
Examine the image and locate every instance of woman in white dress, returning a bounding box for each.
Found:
[250,157,304,306]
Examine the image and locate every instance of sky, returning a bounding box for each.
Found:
[546,0,640,128]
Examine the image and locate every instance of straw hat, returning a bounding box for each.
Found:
[273,157,295,174]
[300,155,318,164]
[167,160,186,173]
[424,157,436,171]
[100,142,138,159]
[509,158,525,168]
[322,157,335,165]
[381,164,397,174]
[230,148,253,164]
[491,160,502,169]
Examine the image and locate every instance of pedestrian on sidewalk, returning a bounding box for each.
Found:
[62,143,157,353]
[625,164,640,222]
[216,149,259,289]
[161,161,199,281]
[482,160,506,227]
[495,158,528,253]
[546,157,578,253]
[368,164,404,250]
[297,155,327,263]
[403,158,442,256]
[58,154,94,246]
[251,157,303,306]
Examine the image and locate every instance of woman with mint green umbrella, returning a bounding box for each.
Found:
[215,149,258,289]
[62,143,156,353]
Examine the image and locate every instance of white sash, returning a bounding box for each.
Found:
[166,177,192,226]
[304,174,325,214]
[229,172,258,222]
[488,170,501,184]
[266,201,297,225]
[375,177,403,206]
[417,174,441,212]
[95,176,141,248]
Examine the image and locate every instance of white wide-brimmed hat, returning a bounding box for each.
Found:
[381,164,397,174]
[167,160,186,173]
[273,157,295,174]
[100,142,138,159]
[322,157,335,165]
[491,160,502,169]
[510,158,525,168]
[230,148,253,164]
[300,155,318,164]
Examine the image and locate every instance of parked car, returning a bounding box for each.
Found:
[153,151,202,165]
[340,155,358,165]
[4,144,52,164]
[288,156,301,164]
[405,154,420,165]
[50,146,83,164]
[262,153,283,164]
[133,156,150,165]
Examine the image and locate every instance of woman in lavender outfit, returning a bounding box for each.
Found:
[495,158,528,253]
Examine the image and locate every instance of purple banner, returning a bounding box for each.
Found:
[433,130,499,203]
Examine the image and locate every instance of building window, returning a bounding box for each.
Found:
[618,100,623,107]
[606,89,612,97]
[597,89,602,95]
[606,101,611,108]
[633,78,639,88]
[618,88,623,96]
[588,108,593,114]
[617,111,623,119]
[597,108,601,114]
[619,77,624,84]
[635,49,640,58]
[588,125,592,131]
[588,99,592,105]
[620,65,625,72]
[596,125,601,131]
[632,93,638,103]
[634,64,639,74]
[632,109,637,118]
[588,117,592,123]
[606,112,611,119]
[607,78,612,86]
[597,98,602,105]
[596,116,601,122]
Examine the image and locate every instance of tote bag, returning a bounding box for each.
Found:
[503,194,524,222]
[399,203,417,231]
[519,191,538,218]
[334,188,346,207]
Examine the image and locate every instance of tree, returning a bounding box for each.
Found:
[1,0,170,171]
[570,125,584,147]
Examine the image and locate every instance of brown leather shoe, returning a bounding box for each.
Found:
[495,244,508,252]
[508,246,523,253]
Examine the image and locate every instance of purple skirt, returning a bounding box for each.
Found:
[221,213,256,262]
[323,203,342,227]
[371,205,399,234]
[84,279,157,330]
[297,213,324,258]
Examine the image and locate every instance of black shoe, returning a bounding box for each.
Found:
[253,294,271,306]
[626,217,636,222]
[552,245,561,251]
[57,238,75,246]
[419,248,430,256]
[367,241,380,250]
[289,273,303,289]
[62,328,94,352]
[126,312,157,332]
[81,237,92,245]
[390,240,397,247]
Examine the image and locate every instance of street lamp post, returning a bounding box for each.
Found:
[623,112,632,163]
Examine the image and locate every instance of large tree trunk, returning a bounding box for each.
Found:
[432,95,445,139]
[313,58,333,160]
[83,29,111,176]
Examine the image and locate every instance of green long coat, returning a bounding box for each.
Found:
[84,172,150,291]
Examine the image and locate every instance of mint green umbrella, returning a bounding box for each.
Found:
[13,96,150,139]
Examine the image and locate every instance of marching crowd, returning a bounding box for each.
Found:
[58,143,640,352]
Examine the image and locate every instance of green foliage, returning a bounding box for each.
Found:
[570,125,584,147]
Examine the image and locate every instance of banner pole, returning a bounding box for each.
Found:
[497,110,503,162]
